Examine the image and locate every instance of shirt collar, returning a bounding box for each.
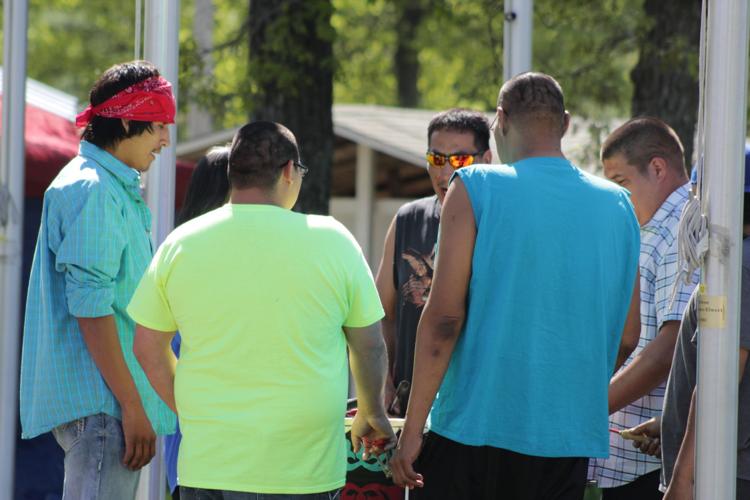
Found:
[644,182,691,229]
[79,140,141,190]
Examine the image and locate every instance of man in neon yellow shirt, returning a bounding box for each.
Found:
[128,121,395,498]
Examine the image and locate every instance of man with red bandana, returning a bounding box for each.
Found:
[19,60,176,500]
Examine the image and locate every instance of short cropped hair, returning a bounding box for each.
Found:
[601,117,686,175]
[427,108,491,152]
[228,121,299,190]
[81,60,160,149]
[498,72,565,132]
[177,146,230,226]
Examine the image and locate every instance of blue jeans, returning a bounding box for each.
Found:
[180,487,341,500]
[52,413,140,500]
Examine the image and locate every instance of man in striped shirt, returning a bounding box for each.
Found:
[588,117,699,499]
[20,61,177,500]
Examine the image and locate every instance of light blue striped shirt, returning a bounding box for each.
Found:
[20,141,175,439]
[589,183,698,487]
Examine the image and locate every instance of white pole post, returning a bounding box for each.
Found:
[137,2,180,500]
[696,1,749,499]
[503,0,533,81]
[354,144,374,266]
[0,1,29,499]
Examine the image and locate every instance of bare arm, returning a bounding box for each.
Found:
[344,322,396,456]
[375,215,399,409]
[133,325,178,413]
[608,320,681,414]
[615,272,641,373]
[665,347,750,498]
[78,316,155,470]
[390,178,475,489]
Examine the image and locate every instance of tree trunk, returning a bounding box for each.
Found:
[394,1,426,108]
[248,0,335,214]
[631,0,701,168]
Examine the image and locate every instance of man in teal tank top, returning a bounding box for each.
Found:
[390,72,641,500]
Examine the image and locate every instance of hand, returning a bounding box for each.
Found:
[121,403,156,470]
[664,475,693,500]
[624,417,661,457]
[350,410,396,460]
[389,429,425,489]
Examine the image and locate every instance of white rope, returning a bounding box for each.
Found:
[672,0,709,303]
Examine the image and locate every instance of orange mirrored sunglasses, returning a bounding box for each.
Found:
[426,150,485,169]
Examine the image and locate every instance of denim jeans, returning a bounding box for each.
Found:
[52,413,140,500]
[180,486,341,500]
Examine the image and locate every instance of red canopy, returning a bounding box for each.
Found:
[0,98,193,210]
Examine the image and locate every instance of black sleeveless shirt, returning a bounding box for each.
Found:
[392,195,441,406]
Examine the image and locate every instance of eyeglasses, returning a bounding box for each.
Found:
[426,150,486,169]
[293,160,308,178]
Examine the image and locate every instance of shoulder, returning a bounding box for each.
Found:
[305,214,359,244]
[455,163,515,182]
[45,155,119,211]
[395,195,439,219]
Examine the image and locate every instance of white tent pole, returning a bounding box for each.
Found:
[503,0,533,81]
[696,0,749,498]
[137,2,180,500]
[0,0,29,499]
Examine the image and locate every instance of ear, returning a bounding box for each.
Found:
[649,156,669,180]
[497,107,509,136]
[280,159,295,185]
[481,148,493,164]
[121,119,130,133]
[561,111,571,137]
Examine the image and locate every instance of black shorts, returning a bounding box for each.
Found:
[411,431,588,500]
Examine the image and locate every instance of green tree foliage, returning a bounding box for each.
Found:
[1,0,715,154]
[17,0,137,102]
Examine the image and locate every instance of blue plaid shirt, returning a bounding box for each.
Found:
[20,141,175,439]
[589,183,698,487]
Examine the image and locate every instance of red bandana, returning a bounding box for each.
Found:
[75,76,176,128]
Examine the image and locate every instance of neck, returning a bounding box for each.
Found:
[103,143,131,168]
[507,142,566,164]
[638,179,687,225]
[230,187,284,207]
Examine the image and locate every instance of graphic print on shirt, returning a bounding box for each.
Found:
[399,246,435,307]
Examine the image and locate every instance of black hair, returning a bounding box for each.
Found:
[427,108,491,153]
[177,146,231,225]
[498,72,566,134]
[228,121,299,190]
[81,60,160,149]
[602,117,686,176]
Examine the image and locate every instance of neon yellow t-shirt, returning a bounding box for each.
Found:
[127,204,384,493]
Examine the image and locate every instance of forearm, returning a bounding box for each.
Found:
[133,327,177,413]
[671,388,697,487]
[349,332,389,415]
[381,317,397,379]
[403,311,462,438]
[609,322,679,413]
[78,316,144,411]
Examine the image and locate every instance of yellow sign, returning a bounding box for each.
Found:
[699,294,727,328]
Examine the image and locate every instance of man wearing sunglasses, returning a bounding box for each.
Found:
[390,73,641,500]
[374,108,491,417]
